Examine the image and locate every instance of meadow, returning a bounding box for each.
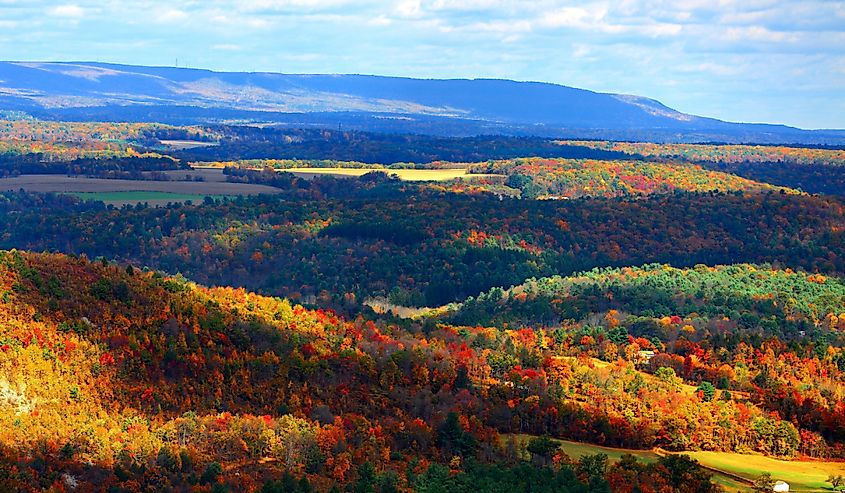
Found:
[513,435,845,492]
[286,167,502,181]
[0,174,281,204]
[682,451,845,492]
[69,191,233,206]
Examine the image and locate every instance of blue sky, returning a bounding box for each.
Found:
[0,0,843,129]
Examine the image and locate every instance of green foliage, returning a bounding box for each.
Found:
[201,462,223,484]
[753,472,776,493]
[657,455,717,493]
[437,412,476,457]
[456,263,845,332]
[696,381,716,402]
[413,461,588,493]
[828,474,844,490]
[475,156,784,199]
[526,436,560,459]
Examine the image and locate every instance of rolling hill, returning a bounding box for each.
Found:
[1,61,843,143]
[2,250,839,491]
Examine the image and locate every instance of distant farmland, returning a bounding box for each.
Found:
[0,174,281,205]
[70,191,234,207]
[159,140,219,150]
[282,167,501,181]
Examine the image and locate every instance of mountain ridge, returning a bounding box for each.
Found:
[1,60,843,143]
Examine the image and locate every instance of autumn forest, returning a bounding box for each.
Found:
[1,118,845,492]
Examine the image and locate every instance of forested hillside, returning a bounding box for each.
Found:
[4,251,844,491]
[1,189,842,307]
[563,140,845,195]
[3,120,845,492]
[466,157,787,198]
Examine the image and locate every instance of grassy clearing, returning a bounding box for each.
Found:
[509,434,658,463]
[545,437,750,491]
[508,435,845,492]
[286,167,502,181]
[363,297,451,319]
[683,451,845,492]
[159,139,219,150]
[69,191,232,205]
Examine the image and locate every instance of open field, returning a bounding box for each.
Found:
[682,451,845,492]
[510,435,845,492]
[284,167,502,181]
[0,174,282,205]
[364,297,451,319]
[159,139,219,150]
[70,191,233,206]
[161,168,230,182]
[186,164,503,181]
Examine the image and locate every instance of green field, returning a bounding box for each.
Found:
[510,434,659,464]
[69,191,231,205]
[684,451,845,492]
[511,435,845,492]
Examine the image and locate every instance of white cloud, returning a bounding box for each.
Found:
[1,0,841,127]
[156,9,188,23]
[47,4,85,18]
[368,15,392,26]
[395,0,422,18]
[538,6,608,30]
[236,0,355,10]
[572,44,591,58]
[723,25,796,43]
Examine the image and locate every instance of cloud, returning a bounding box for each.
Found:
[155,9,187,23]
[723,25,797,43]
[47,4,85,18]
[2,0,843,127]
[394,0,422,18]
[538,6,609,30]
[367,15,392,26]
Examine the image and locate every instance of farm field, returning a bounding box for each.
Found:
[159,139,219,150]
[285,167,502,181]
[69,191,233,206]
[510,435,746,490]
[512,435,845,492]
[161,168,230,182]
[682,451,845,492]
[0,174,282,204]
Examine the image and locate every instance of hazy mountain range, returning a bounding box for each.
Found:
[1,61,842,144]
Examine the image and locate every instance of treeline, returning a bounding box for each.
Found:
[0,188,843,307]
[0,154,186,178]
[563,140,845,195]
[453,263,845,335]
[468,157,785,198]
[173,125,635,164]
[707,160,845,196]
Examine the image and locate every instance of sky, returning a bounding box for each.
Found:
[0,0,843,129]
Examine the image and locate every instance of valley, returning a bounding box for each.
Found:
[3,0,843,490]
[0,118,844,492]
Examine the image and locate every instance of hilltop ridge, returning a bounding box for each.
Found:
[2,61,844,143]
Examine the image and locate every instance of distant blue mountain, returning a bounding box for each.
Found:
[0,61,842,143]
